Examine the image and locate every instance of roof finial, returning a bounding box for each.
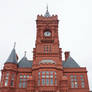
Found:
[14,42,16,49]
[24,51,27,57]
[46,4,48,11]
[44,4,51,17]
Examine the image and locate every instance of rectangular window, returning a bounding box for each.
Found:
[46,78,49,85]
[50,78,53,85]
[11,74,15,86]
[19,80,22,88]
[46,75,49,78]
[46,71,49,75]
[80,75,85,88]
[23,81,25,88]
[75,81,78,88]
[42,75,45,78]
[20,75,23,78]
[38,71,56,86]
[71,82,74,88]
[55,78,57,85]
[38,79,40,85]
[11,80,14,86]
[81,82,85,88]
[50,75,53,78]
[70,75,78,88]
[42,78,45,85]
[19,74,28,88]
[5,73,9,86]
[38,72,40,85]
[27,75,29,78]
[5,80,8,86]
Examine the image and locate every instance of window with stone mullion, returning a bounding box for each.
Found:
[19,75,27,88]
[11,74,15,86]
[70,75,78,88]
[4,72,9,86]
[39,71,56,86]
[80,75,85,88]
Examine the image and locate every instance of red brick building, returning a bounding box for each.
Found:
[0,8,90,92]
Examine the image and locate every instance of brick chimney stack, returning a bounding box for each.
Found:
[64,51,70,61]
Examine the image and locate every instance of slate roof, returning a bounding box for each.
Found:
[18,56,33,68]
[5,48,17,64]
[18,56,80,68]
[63,56,80,68]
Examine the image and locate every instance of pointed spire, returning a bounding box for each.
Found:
[44,5,51,17]
[24,51,27,57]
[5,43,18,64]
[47,5,48,12]
[14,42,16,49]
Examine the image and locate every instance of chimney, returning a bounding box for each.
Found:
[64,51,70,61]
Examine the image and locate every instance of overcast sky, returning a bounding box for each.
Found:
[0,0,92,90]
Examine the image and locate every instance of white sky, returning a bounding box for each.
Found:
[0,0,92,90]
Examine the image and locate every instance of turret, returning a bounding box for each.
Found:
[1,43,18,89]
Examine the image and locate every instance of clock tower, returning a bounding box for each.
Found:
[32,8,64,92]
[33,9,62,65]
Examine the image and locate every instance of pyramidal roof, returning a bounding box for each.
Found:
[63,56,80,68]
[5,48,17,64]
[44,5,51,17]
[18,55,32,68]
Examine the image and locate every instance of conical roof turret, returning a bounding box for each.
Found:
[5,43,18,64]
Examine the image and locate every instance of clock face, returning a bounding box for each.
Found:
[44,31,51,37]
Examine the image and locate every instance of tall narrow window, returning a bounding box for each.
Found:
[5,73,9,86]
[1,73,4,87]
[70,75,78,88]
[23,79,27,88]
[50,72,53,85]
[11,74,15,86]
[38,72,40,85]
[19,79,22,88]
[55,72,57,85]
[80,75,85,88]
[42,78,45,85]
